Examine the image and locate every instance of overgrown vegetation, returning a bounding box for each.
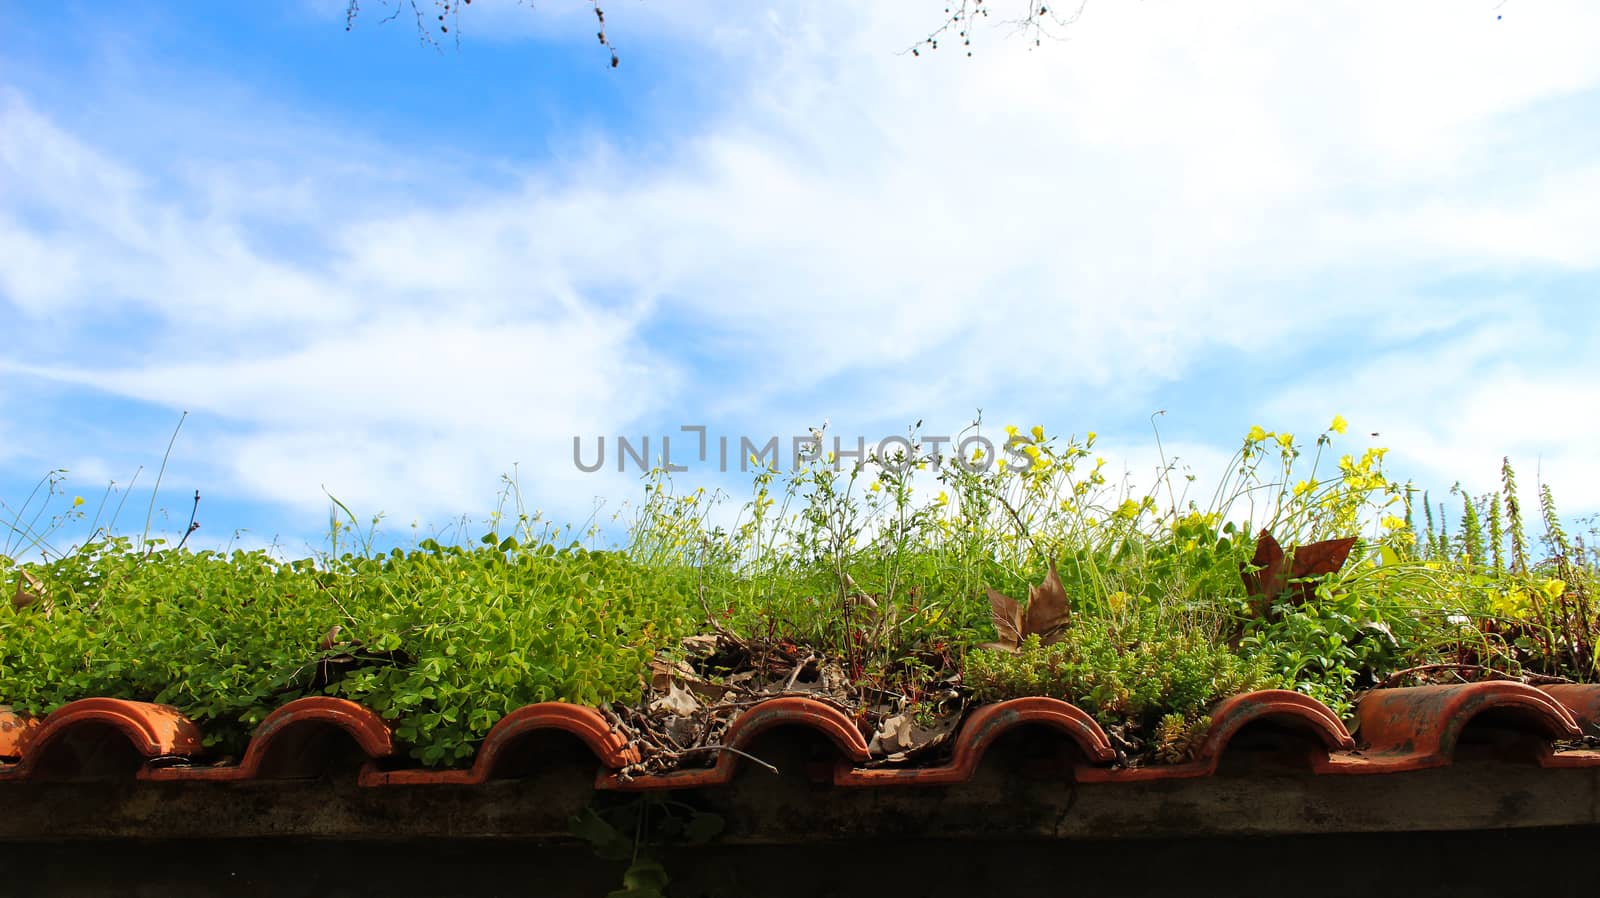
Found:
[3,417,1597,769]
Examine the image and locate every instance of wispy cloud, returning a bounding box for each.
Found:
[2,0,1598,547]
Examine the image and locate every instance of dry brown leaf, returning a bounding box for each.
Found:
[985,587,1025,651]
[1241,530,1357,619]
[983,561,1072,651]
[868,712,917,756]
[650,683,700,717]
[1025,561,1070,646]
[679,634,721,658]
[11,571,42,611]
[1292,536,1358,580]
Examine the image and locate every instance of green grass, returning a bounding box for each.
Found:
[3,417,1597,766]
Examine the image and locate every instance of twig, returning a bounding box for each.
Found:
[1372,663,1571,689]
[174,490,201,552]
[673,744,780,776]
[784,654,817,692]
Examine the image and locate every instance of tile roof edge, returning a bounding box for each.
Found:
[364,702,633,786]
[0,698,203,780]
[143,697,393,782]
[837,697,1112,787]
[1321,681,1582,775]
[5,685,1600,785]
[599,695,869,791]
[0,706,38,761]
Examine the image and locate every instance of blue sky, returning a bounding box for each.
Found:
[2,1,1598,558]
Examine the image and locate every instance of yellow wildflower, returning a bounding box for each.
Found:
[1329,415,1348,435]
[1247,425,1268,443]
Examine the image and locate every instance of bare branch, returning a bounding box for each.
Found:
[906,0,1090,58]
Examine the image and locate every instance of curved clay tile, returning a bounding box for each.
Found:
[1539,684,1600,732]
[1324,681,1581,774]
[144,697,393,782]
[1077,689,1355,783]
[362,702,634,786]
[0,707,38,762]
[600,696,869,791]
[0,698,203,780]
[1534,684,1600,768]
[836,697,1114,787]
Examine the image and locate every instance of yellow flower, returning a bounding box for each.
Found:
[1086,431,1098,446]
[936,490,949,505]
[1107,591,1131,612]
[1004,424,1019,437]
[1247,425,1268,443]
[1381,515,1407,531]
[1276,432,1295,450]
[1489,588,1531,618]
[1031,425,1045,441]
[1329,415,1348,435]
[869,481,882,492]
[1293,479,1317,498]
[72,495,84,507]
[1543,579,1568,599]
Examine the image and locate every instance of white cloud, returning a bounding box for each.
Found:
[4,0,1600,536]
[1263,308,1600,510]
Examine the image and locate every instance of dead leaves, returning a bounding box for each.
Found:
[983,561,1071,652]
[11,570,51,617]
[11,570,42,611]
[1240,529,1357,620]
[867,708,961,762]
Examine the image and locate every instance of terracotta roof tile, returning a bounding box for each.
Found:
[837,697,1112,787]
[0,706,37,761]
[4,685,1600,786]
[143,697,393,782]
[600,695,870,791]
[1078,688,1355,783]
[0,698,203,780]
[1321,681,1583,774]
[362,702,634,786]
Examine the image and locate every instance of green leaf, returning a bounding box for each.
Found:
[568,808,632,861]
